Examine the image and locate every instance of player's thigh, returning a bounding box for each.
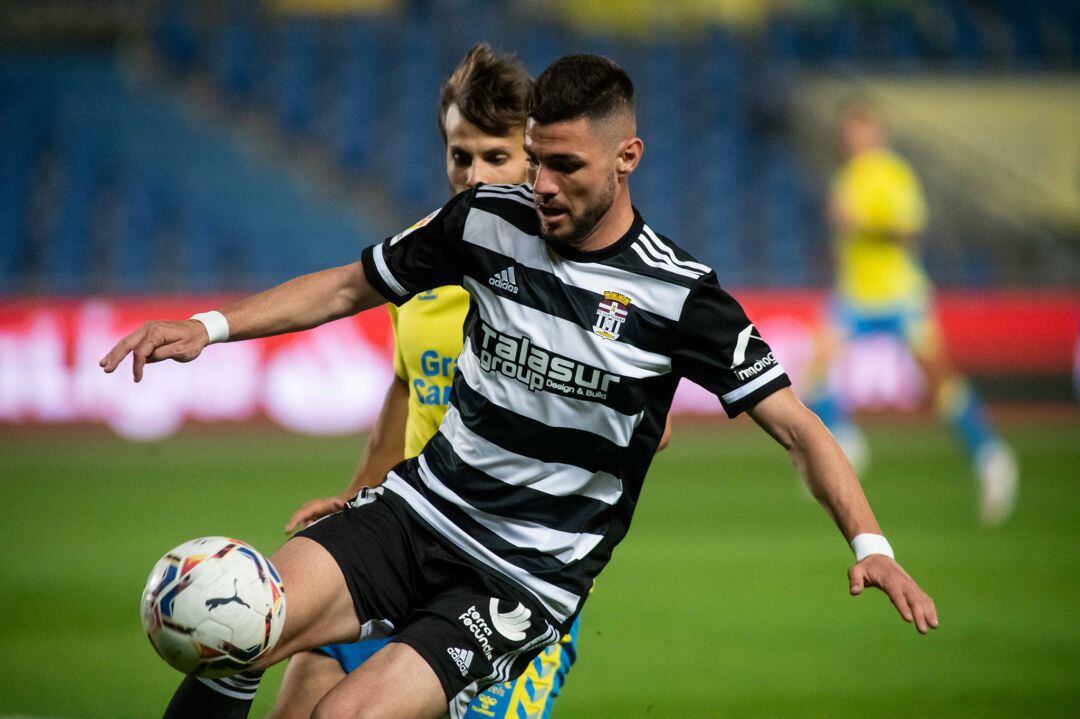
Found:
[311,642,446,719]
[905,311,953,388]
[267,650,346,719]
[255,536,361,668]
[807,317,846,378]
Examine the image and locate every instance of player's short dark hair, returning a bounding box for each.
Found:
[438,43,532,143]
[527,54,635,125]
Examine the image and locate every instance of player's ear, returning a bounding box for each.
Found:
[615,137,643,177]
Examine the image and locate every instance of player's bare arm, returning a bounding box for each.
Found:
[99,261,379,382]
[284,375,409,533]
[747,387,939,634]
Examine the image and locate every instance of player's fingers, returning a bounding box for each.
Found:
[848,565,865,596]
[284,498,337,533]
[910,594,929,634]
[100,327,146,372]
[284,503,315,533]
[885,584,914,623]
[915,592,939,630]
[300,498,348,529]
[131,336,159,383]
[149,340,196,363]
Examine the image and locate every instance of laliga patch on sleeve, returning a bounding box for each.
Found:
[390,209,440,245]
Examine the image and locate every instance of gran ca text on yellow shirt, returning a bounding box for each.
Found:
[387,285,470,458]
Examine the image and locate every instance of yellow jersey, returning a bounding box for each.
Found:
[387,285,470,458]
[831,148,929,308]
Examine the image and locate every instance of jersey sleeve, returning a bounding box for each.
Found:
[360,188,473,305]
[386,304,407,381]
[671,273,791,417]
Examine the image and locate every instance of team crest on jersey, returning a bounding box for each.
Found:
[389,209,439,245]
[593,291,631,340]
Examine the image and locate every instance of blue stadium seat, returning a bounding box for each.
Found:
[9,3,1043,294]
[274,19,318,135]
[336,18,381,176]
[212,0,261,100]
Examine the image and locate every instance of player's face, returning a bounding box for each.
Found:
[524,117,618,247]
[443,104,528,195]
[841,114,882,158]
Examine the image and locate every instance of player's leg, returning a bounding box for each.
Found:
[267,651,346,719]
[270,636,393,718]
[907,311,1018,524]
[804,304,869,473]
[315,588,561,719]
[163,536,362,718]
[312,642,447,719]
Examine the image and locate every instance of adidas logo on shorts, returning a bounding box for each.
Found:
[488,267,519,294]
[447,646,474,676]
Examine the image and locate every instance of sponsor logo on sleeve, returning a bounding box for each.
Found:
[731,324,777,380]
[734,352,777,380]
[389,209,440,245]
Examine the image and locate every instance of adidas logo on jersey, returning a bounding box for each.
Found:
[488,267,519,294]
[447,647,474,676]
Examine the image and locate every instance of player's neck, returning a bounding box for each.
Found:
[574,193,635,254]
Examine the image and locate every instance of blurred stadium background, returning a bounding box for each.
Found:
[1,1,1079,717]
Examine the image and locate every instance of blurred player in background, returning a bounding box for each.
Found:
[804,100,1018,526]
[268,43,588,719]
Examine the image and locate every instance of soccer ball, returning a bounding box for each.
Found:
[140,537,286,677]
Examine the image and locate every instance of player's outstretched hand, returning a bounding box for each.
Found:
[99,320,210,382]
[849,555,939,634]
[284,496,348,534]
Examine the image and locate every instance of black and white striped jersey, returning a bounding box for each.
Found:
[361,183,790,628]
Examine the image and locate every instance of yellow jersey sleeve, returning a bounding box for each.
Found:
[386,304,407,382]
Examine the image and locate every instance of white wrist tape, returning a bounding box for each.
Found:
[850,533,894,562]
[190,311,230,344]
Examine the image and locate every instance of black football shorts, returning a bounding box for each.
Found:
[297,484,560,715]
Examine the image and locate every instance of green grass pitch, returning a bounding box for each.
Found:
[1,416,1078,718]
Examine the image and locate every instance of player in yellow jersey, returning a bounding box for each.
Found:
[805,101,1018,526]
[268,44,579,719]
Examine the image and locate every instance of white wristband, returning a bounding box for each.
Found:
[190,311,230,344]
[850,533,894,562]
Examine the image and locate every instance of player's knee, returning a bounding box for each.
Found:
[311,694,381,719]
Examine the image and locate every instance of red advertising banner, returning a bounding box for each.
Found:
[1,292,1076,439]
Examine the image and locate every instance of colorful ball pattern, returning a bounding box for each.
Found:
[141,537,286,678]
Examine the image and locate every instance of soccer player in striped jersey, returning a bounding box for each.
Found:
[267,43,594,719]
[102,54,937,719]
[804,101,1018,525]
